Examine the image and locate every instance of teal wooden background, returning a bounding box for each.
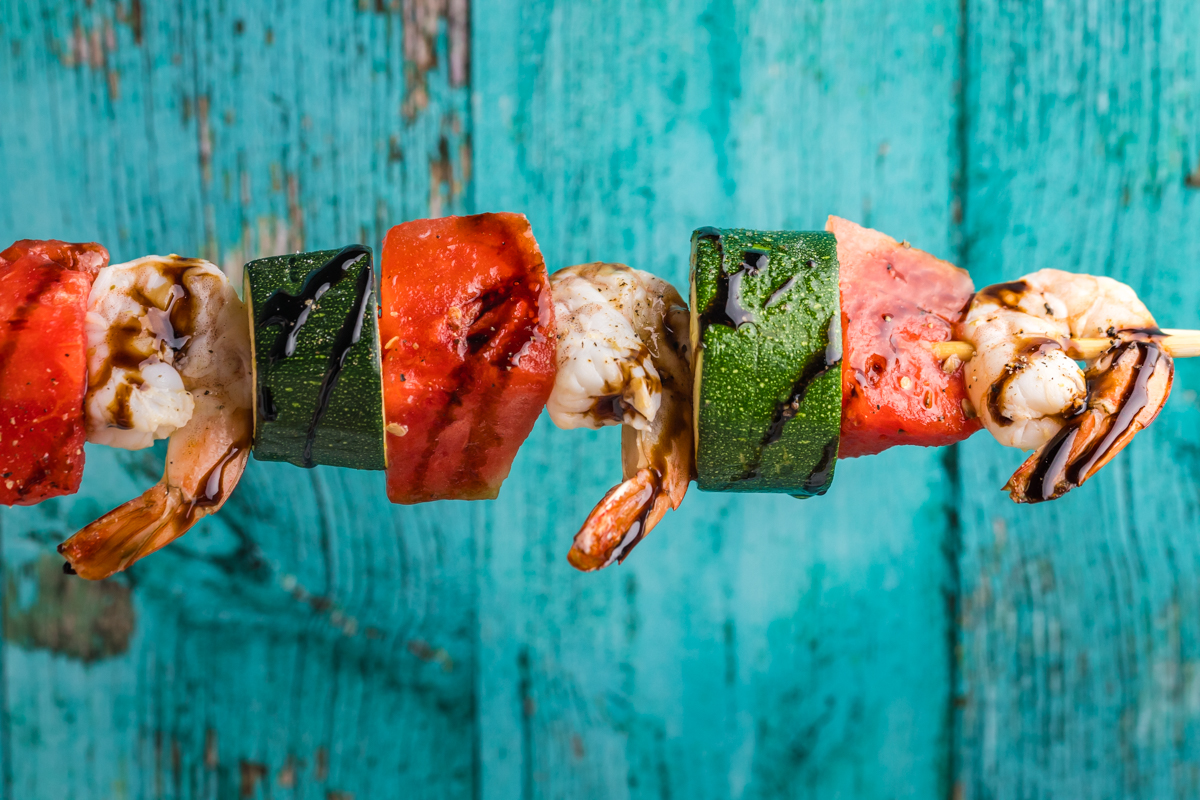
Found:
[1,1,1198,797]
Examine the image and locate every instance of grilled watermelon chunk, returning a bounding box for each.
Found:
[830,216,981,458]
[0,240,108,505]
[380,214,556,504]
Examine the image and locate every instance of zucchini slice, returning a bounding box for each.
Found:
[690,227,842,497]
[245,245,386,470]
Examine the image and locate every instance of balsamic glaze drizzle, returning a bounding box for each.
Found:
[1018,335,1166,502]
[694,227,844,490]
[258,246,370,362]
[975,280,1030,310]
[695,228,731,330]
[1065,342,1162,485]
[255,245,375,468]
[801,437,839,496]
[735,311,843,487]
[763,353,835,446]
[303,258,375,468]
[611,470,663,566]
[765,274,800,309]
[696,230,774,330]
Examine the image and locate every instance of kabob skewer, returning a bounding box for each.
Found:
[930,331,1200,362]
[1,216,1190,580]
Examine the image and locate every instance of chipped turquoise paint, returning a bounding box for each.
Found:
[0,1,1196,799]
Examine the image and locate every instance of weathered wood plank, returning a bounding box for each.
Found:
[957,1,1200,797]
[472,1,963,797]
[0,0,475,798]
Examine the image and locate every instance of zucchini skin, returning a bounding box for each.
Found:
[246,246,386,471]
[690,227,842,496]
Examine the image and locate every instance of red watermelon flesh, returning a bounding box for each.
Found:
[829,217,981,459]
[0,240,108,505]
[380,214,556,504]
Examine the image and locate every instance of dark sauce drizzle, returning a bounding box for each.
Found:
[801,437,839,496]
[258,246,370,362]
[587,394,626,426]
[100,264,196,429]
[611,470,663,565]
[695,229,771,330]
[975,280,1030,310]
[985,337,1068,428]
[1019,335,1165,502]
[694,231,841,492]
[765,269,804,309]
[255,245,374,467]
[732,312,843,488]
[695,228,732,329]
[763,352,835,447]
[303,263,375,467]
[187,444,243,517]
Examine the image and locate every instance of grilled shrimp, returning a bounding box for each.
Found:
[548,263,694,570]
[958,269,1173,502]
[60,255,253,579]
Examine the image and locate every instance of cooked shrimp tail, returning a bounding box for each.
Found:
[548,263,695,570]
[60,255,253,579]
[59,438,249,579]
[960,270,1171,500]
[1006,332,1173,502]
[568,468,665,571]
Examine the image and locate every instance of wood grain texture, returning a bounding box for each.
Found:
[0,1,476,798]
[472,1,962,797]
[4,0,1200,797]
[956,1,1200,798]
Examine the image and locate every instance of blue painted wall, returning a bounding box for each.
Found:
[0,1,1198,798]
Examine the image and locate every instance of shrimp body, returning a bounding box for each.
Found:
[547,265,665,431]
[61,255,253,579]
[548,263,694,569]
[959,268,1172,501]
[85,257,205,449]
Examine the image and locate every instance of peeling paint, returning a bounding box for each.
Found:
[62,18,121,99]
[220,216,294,288]
[398,0,470,119]
[3,555,134,663]
[287,174,306,252]
[115,0,144,44]
[276,573,362,636]
[459,135,472,184]
[276,756,301,788]
[1187,162,1200,189]
[239,761,267,798]
[428,135,455,216]
[407,639,455,671]
[205,729,219,769]
[197,94,213,185]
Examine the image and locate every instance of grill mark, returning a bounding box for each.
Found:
[411,271,548,496]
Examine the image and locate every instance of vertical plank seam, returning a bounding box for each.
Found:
[461,4,483,800]
[947,0,972,797]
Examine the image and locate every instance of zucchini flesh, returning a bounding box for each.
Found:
[690,227,842,496]
[245,246,386,470]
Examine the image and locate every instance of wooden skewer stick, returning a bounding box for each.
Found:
[928,329,1200,363]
